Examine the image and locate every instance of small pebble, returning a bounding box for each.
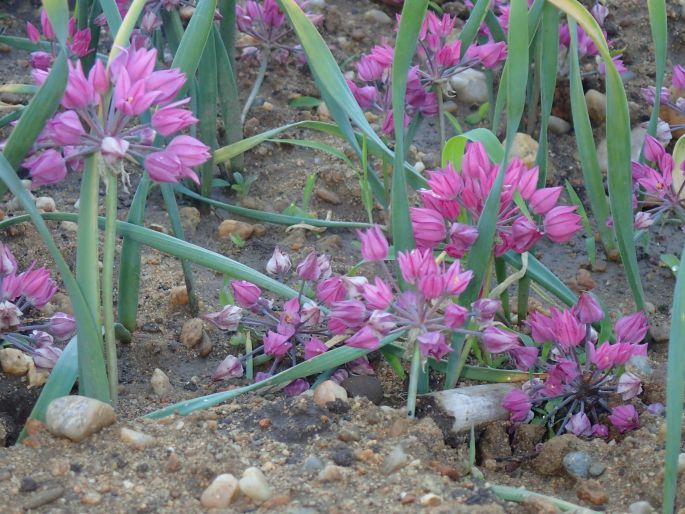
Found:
[383,446,410,475]
[120,427,157,450]
[312,380,348,408]
[166,452,181,472]
[585,89,606,123]
[150,368,172,397]
[201,473,239,508]
[331,447,355,467]
[46,395,116,442]
[179,206,201,233]
[303,455,324,473]
[180,318,204,348]
[197,331,213,357]
[170,286,189,306]
[35,196,56,212]
[363,8,392,25]
[588,462,606,477]
[548,116,571,135]
[317,463,344,482]
[419,493,442,506]
[563,451,592,479]
[576,479,609,506]
[628,500,656,514]
[239,466,273,502]
[22,487,64,510]
[218,219,254,240]
[19,477,39,493]
[60,221,78,232]
[0,348,32,375]
[315,187,341,205]
[449,68,488,104]
[81,491,102,505]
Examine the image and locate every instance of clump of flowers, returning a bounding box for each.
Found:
[411,141,583,257]
[501,293,648,436]
[26,10,92,70]
[642,64,685,141]
[0,243,76,371]
[236,0,322,62]
[23,47,210,189]
[347,12,506,135]
[631,135,685,229]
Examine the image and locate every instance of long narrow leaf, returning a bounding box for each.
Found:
[108,0,146,62]
[663,243,685,512]
[213,26,243,167]
[173,0,218,83]
[42,0,69,47]
[391,0,427,253]
[549,0,645,309]
[646,0,667,138]
[535,3,558,186]
[197,33,218,197]
[98,0,123,37]
[458,0,491,55]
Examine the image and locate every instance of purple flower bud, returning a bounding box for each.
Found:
[614,311,648,344]
[357,225,389,262]
[304,337,327,360]
[31,330,54,348]
[284,378,309,397]
[617,371,642,400]
[0,243,17,277]
[552,308,586,349]
[202,305,242,331]
[347,356,375,376]
[482,326,520,353]
[33,345,62,369]
[646,402,665,416]
[591,424,609,437]
[444,303,469,329]
[565,411,592,437]
[266,247,291,275]
[212,355,244,381]
[231,280,262,308]
[573,293,604,324]
[331,369,349,385]
[296,252,323,281]
[608,404,639,433]
[48,312,76,341]
[345,325,381,350]
[502,389,531,422]
[417,331,452,360]
[23,149,67,187]
[472,298,500,322]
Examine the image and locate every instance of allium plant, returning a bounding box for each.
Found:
[236,0,323,122]
[347,12,506,143]
[411,141,583,257]
[26,47,210,188]
[501,293,648,436]
[642,64,685,139]
[26,10,92,70]
[0,243,76,372]
[631,135,685,229]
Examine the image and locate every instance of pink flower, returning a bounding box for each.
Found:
[529,187,562,215]
[526,311,556,343]
[231,280,261,308]
[472,298,500,322]
[588,342,617,370]
[358,225,389,261]
[502,389,531,422]
[212,355,244,381]
[202,305,242,331]
[329,300,366,330]
[410,208,446,249]
[348,356,374,375]
[614,312,648,344]
[24,150,67,187]
[466,41,507,68]
[511,216,543,253]
[304,337,328,360]
[29,51,52,70]
[101,136,130,164]
[543,206,582,243]
[509,345,539,371]
[32,330,54,348]
[398,249,435,285]
[297,252,323,281]
[40,9,55,40]
[0,243,16,277]
[617,372,642,400]
[608,404,639,433]
[592,424,609,437]
[552,309,586,349]
[361,278,393,310]
[48,312,76,341]
[164,135,211,167]
[26,22,41,43]
[573,293,604,324]
[263,330,292,357]
[427,164,462,198]
[673,64,685,89]
[346,325,381,350]
[417,272,445,299]
[643,135,665,163]
[47,111,85,146]
[316,277,347,306]
[68,28,92,57]
[266,247,291,275]
[417,331,452,360]
[152,99,199,136]
[482,327,520,353]
[144,151,199,184]
[110,47,157,84]
[367,310,396,334]
[284,378,309,397]
[33,345,62,370]
[442,260,472,296]
[444,303,468,329]
[17,266,57,308]
[591,3,609,25]
[146,69,186,104]
[446,223,479,258]
[63,60,99,110]
[566,412,592,437]
[0,301,22,330]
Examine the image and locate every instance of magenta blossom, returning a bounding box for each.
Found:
[502,389,531,422]
[608,405,639,433]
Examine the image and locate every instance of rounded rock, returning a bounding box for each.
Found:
[303,455,324,473]
[628,501,656,514]
[120,427,157,450]
[449,68,488,104]
[363,9,392,25]
[313,380,348,408]
[563,451,592,479]
[382,446,410,475]
[170,286,189,306]
[510,132,540,169]
[548,116,571,135]
[239,466,273,502]
[180,318,204,348]
[35,196,56,212]
[46,395,116,442]
[201,473,239,509]
[0,348,32,375]
[218,219,254,240]
[585,89,606,123]
[150,368,173,397]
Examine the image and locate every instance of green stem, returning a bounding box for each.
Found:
[103,173,119,404]
[407,343,421,418]
[494,257,510,322]
[517,275,531,322]
[433,82,446,154]
[241,52,269,124]
[246,332,253,380]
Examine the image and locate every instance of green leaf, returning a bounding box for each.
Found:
[267,138,354,168]
[213,26,243,167]
[550,0,644,309]
[564,181,596,268]
[42,0,69,47]
[108,0,146,62]
[646,0,667,140]
[98,0,123,37]
[197,32,218,198]
[567,18,615,253]
[289,96,322,108]
[172,0,218,80]
[663,243,685,512]
[502,251,578,307]
[391,0,428,254]
[491,485,601,512]
[458,0,491,54]
[0,84,37,95]
[442,128,504,169]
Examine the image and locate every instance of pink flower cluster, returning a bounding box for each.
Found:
[23,47,210,188]
[631,135,685,228]
[236,0,322,61]
[347,12,506,135]
[0,243,76,371]
[642,64,685,140]
[411,141,582,256]
[26,10,92,70]
[501,293,648,436]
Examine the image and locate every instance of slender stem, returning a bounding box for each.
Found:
[103,173,119,404]
[517,275,531,322]
[245,331,254,380]
[240,52,269,124]
[433,82,446,154]
[407,342,421,418]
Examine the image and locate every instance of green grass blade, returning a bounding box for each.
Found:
[663,243,685,512]
[118,174,151,331]
[0,84,37,94]
[42,0,69,47]
[197,33,218,197]
[172,0,218,81]
[485,10,507,42]
[458,0,491,55]
[98,0,123,37]
[535,3,559,186]
[213,26,243,168]
[550,0,644,309]
[391,0,428,254]
[567,19,615,252]
[144,331,405,418]
[491,485,601,513]
[217,0,238,72]
[0,157,110,402]
[267,138,355,168]
[17,337,78,442]
[646,0,666,139]
[108,0,145,61]
[502,251,577,307]
[442,128,504,169]
[174,184,370,228]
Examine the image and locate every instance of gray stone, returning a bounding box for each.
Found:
[303,455,324,473]
[341,375,383,405]
[548,116,571,135]
[22,487,64,510]
[597,126,646,173]
[46,396,116,442]
[628,501,656,514]
[363,9,392,25]
[588,462,606,477]
[382,446,410,475]
[120,427,157,450]
[449,68,488,105]
[150,368,173,397]
[562,451,592,479]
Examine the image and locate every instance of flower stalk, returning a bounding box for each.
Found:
[103,171,119,403]
[407,341,421,418]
